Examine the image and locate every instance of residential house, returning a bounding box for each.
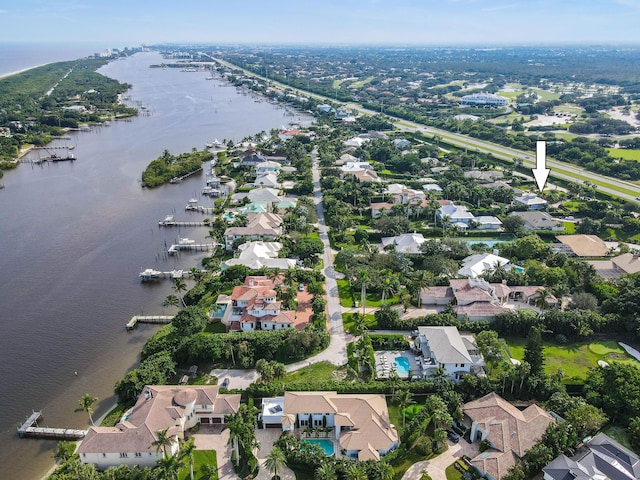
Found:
[371,184,429,218]
[393,138,411,149]
[508,211,564,231]
[513,193,548,210]
[227,275,297,332]
[423,183,443,192]
[221,241,297,271]
[224,213,283,249]
[336,153,359,165]
[554,234,609,257]
[437,203,475,226]
[462,392,554,480]
[381,232,426,254]
[449,278,511,321]
[255,160,282,174]
[278,129,302,141]
[231,187,282,205]
[474,216,503,231]
[240,149,267,167]
[589,252,640,279]
[340,161,381,182]
[464,170,504,182]
[415,326,485,381]
[261,392,399,461]
[78,385,240,470]
[203,176,237,198]
[509,286,558,308]
[370,201,396,218]
[458,253,510,278]
[478,181,522,195]
[253,173,280,188]
[542,432,640,480]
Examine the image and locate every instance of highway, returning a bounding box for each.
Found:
[213,57,640,202]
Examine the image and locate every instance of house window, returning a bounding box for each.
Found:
[460,364,465,367]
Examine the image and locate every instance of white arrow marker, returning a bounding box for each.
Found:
[532,140,551,192]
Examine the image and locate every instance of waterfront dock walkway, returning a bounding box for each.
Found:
[168,242,215,255]
[126,315,174,330]
[17,411,87,440]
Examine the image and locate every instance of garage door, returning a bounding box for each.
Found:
[200,418,210,424]
[211,417,222,424]
[264,423,281,428]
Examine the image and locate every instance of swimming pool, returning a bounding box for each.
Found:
[395,356,410,376]
[303,438,335,456]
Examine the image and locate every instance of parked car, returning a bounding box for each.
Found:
[298,283,305,291]
[221,378,229,388]
[446,429,460,443]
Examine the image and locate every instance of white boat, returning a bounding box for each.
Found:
[139,268,162,280]
[170,269,184,279]
[178,237,195,246]
[162,214,174,222]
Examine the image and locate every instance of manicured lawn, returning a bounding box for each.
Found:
[343,312,377,332]
[607,148,640,161]
[506,339,640,381]
[337,279,355,307]
[179,449,217,480]
[205,321,227,334]
[446,463,465,480]
[100,403,129,427]
[530,88,561,102]
[350,76,374,89]
[283,361,340,387]
[563,221,575,234]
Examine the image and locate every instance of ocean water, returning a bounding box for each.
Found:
[0,43,107,77]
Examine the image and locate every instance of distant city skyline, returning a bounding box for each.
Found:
[1,0,640,48]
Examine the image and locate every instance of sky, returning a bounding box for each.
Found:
[1,0,640,48]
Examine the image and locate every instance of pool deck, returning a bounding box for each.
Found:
[374,350,421,379]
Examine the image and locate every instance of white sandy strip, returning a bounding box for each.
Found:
[0,64,50,80]
[619,342,640,361]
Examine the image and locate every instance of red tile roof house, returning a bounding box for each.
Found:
[226,275,305,332]
[462,392,555,480]
[78,385,240,470]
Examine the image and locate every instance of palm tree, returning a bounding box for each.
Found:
[189,267,204,282]
[315,462,337,480]
[179,437,196,480]
[395,389,414,428]
[264,447,286,479]
[74,393,98,426]
[151,428,173,459]
[345,462,368,480]
[156,454,183,480]
[433,428,447,450]
[410,270,433,308]
[225,415,243,466]
[379,270,398,304]
[173,278,187,307]
[163,294,180,311]
[372,462,394,480]
[53,441,76,464]
[200,463,218,480]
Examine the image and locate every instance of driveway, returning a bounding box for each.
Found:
[192,426,238,480]
[209,368,259,390]
[402,438,480,480]
[254,429,296,480]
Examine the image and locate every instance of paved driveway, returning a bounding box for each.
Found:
[254,429,296,480]
[192,426,238,480]
[402,438,480,480]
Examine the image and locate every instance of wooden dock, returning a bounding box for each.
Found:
[185,204,215,214]
[159,219,210,227]
[126,315,174,330]
[18,411,87,440]
[170,167,202,184]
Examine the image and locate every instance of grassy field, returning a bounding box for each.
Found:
[607,148,640,161]
[179,450,217,480]
[350,76,374,89]
[335,279,398,308]
[343,312,377,332]
[446,463,465,480]
[507,339,640,381]
[283,361,340,387]
[563,221,576,234]
[553,105,584,114]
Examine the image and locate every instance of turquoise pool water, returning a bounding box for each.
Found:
[303,439,335,456]
[395,356,410,376]
[466,239,502,248]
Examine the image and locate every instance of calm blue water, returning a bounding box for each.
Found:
[395,356,410,376]
[466,239,502,248]
[0,43,107,77]
[303,438,335,456]
[0,50,313,480]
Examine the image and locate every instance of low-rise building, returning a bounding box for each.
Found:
[78,385,240,470]
[555,234,609,257]
[224,213,283,249]
[513,193,548,210]
[415,326,485,381]
[381,232,426,254]
[508,211,564,231]
[458,253,510,278]
[542,432,640,480]
[462,392,554,480]
[221,241,297,271]
[261,391,399,462]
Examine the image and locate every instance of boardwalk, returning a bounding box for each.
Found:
[126,315,174,330]
[17,411,87,440]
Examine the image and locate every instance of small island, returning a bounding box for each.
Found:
[141,149,213,187]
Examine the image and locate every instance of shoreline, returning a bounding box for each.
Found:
[0,63,51,80]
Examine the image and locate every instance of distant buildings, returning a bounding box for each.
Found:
[460,93,509,107]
